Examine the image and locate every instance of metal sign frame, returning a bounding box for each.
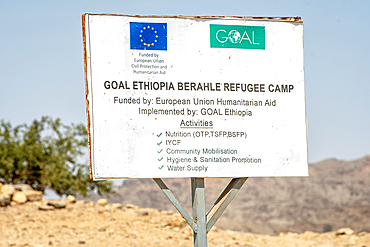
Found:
[83,14,308,180]
[82,14,305,246]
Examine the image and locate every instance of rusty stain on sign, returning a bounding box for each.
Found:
[83,13,301,22]
[82,14,93,179]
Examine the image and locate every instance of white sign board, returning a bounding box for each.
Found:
[83,14,308,179]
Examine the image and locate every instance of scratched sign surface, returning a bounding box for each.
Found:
[83,14,308,179]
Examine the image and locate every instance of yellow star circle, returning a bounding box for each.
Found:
[140,25,158,47]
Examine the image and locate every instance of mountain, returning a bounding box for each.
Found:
[90,156,370,235]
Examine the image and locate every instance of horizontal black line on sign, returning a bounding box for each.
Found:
[180,127,214,129]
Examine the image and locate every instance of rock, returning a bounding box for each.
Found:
[168,216,186,228]
[24,190,43,201]
[66,195,76,203]
[349,236,357,244]
[13,184,33,192]
[47,200,67,209]
[12,191,27,203]
[1,184,15,196]
[0,194,11,207]
[130,210,149,217]
[32,201,42,207]
[98,226,106,231]
[97,198,107,206]
[111,203,123,209]
[39,205,55,211]
[335,228,354,235]
[76,200,85,205]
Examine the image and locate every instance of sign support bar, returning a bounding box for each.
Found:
[154,177,248,247]
[206,178,248,233]
[153,178,197,232]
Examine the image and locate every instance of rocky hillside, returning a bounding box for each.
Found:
[1,194,369,247]
[99,156,370,235]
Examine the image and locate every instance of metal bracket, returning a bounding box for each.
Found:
[154,177,248,247]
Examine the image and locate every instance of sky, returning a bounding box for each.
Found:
[0,0,369,164]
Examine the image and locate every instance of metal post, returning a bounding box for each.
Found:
[154,177,247,247]
[191,178,207,247]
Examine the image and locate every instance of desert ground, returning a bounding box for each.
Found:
[1,199,369,247]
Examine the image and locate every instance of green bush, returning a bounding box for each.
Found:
[0,116,112,196]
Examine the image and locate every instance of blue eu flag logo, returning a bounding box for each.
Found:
[130,22,167,50]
